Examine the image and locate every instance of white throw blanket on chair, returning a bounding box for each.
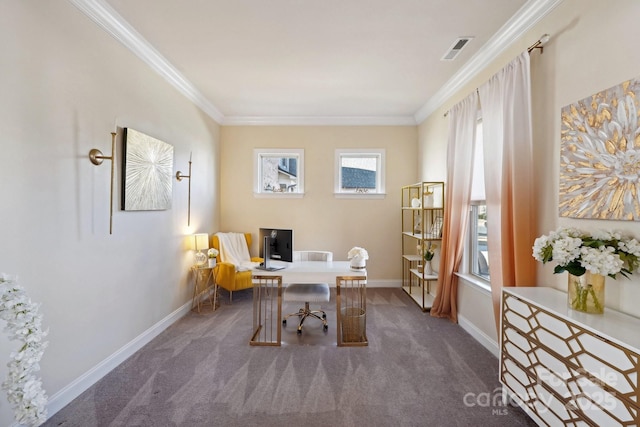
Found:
[216,232,259,271]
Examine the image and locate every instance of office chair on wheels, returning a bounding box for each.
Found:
[282,251,333,334]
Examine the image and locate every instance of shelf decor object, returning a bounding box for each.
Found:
[89,132,116,234]
[121,128,173,211]
[207,248,218,268]
[532,226,639,314]
[176,151,193,226]
[423,243,436,276]
[193,233,209,266]
[423,260,433,276]
[401,182,444,311]
[567,271,605,314]
[347,246,368,271]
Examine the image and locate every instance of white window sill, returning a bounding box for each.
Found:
[455,272,492,294]
[334,192,386,199]
[253,192,305,199]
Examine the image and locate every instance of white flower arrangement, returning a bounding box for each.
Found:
[532,227,640,278]
[0,274,48,426]
[207,248,219,259]
[347,247,369,260]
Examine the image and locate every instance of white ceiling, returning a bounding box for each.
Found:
[70,0,561,125]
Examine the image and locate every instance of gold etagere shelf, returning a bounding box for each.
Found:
[401,182,444,311]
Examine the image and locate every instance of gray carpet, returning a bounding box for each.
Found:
[45,288,536,427]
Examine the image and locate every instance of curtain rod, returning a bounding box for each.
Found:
[443,34,551,117]
[527,33,551,54]
[443,89,478,118]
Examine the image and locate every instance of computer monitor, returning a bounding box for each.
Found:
[259,228,294,263]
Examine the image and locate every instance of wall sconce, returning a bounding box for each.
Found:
[176,152,192,226]
[193,233,209,266]
[89,132,116,234]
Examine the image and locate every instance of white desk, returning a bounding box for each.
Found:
[250,260,368,346]
[254,260,366,284]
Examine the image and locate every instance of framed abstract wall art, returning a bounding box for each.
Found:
[121,128,174,211]
[559,75,640,220]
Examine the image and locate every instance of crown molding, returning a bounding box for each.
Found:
[221,115,417,126]
[68,0,414,127]
[69,0,563,127]
[413,0,564,124]
[68,0,225,123]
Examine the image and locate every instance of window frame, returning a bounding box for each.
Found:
[468,202,489,281]
[461,117,490,287]
[253,148,305,198]
[334,148,386,199]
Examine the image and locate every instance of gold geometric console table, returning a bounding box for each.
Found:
[501,287,640,426]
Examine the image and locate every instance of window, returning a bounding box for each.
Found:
[254,149,304,197]
[469,203,489,279]
[334,149,385,198]
[467,120,490,281]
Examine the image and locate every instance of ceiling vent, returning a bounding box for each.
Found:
[441,37,474,61]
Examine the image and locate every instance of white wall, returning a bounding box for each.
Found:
[0,2,220,425]
[418,0,640,348]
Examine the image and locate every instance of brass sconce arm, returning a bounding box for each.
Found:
[89,132,116,234]
[176,153,192,226]
[176,167,191,181]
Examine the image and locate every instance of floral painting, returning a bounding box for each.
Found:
[121,128,174,211]
[559,76,640,220]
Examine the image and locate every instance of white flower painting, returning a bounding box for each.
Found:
[559,76,640,220]
[122,128,174,211]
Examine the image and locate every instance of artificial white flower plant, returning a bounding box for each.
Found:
[532,227,640,278]
[207,248,219,259]
[347,247,369,260]
[0,273,49,426]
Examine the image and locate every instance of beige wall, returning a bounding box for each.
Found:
[0,2,220,424]
[418,0,640,347]
[220,126,417,283]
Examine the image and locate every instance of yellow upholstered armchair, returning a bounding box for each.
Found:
[211,232,263,301]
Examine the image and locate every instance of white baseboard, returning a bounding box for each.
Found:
[363,279,399,288]
[325,279,399,288]
[458,313,499,358]
[45,299,193,419]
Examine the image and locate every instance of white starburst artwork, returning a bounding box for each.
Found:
[122,128,174,211]
[559,76,640,220]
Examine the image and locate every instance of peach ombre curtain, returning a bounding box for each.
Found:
[431,91,478,322]
[478,52,537,332]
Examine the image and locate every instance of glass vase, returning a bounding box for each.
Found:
[567,272,605,314]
